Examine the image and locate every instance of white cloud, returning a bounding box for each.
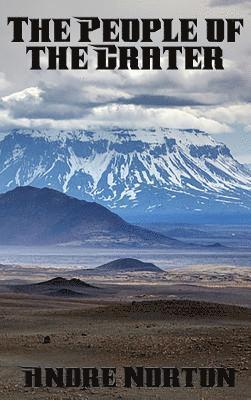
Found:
[91,104,230,133]
[2,87,42,103]
[195,104,251,127]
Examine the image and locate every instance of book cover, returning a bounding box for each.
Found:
[0,1,250,399]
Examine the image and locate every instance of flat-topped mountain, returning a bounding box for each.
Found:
[96,258,162,273]
[0,128,250,222]
[0,186,179,247]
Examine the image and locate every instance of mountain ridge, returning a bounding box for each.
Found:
[0,127,250,222]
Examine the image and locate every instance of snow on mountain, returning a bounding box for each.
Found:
[0,127,250,222]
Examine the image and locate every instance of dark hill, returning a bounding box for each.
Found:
[12,277,99,297]
[0,186,180,247]
[50,289,84,297]
[35,277,94,288]
[96,258,162,273]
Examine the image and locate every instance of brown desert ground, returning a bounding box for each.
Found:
[0,264,250,399]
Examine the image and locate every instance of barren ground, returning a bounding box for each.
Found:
[0,284,250,400]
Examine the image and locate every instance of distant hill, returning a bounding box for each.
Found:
[35,277,95,289]
[207,242,225,249]
[12,277,99,297]
[0,186,180,247]
[95,258,162,273]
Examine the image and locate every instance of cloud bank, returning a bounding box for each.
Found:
[210,0,250,5]
[0,57,250,137]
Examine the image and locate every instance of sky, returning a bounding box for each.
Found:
[0,0,250,163]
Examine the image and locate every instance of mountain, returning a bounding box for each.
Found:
[0,128,250,223]
[0,186,179,246]
[95,258,162,273]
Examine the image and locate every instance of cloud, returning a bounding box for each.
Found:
[2,85,91,120]
[0,77,230,134]
[205,104,251,126]
[0,109,30,131]
[91,104,230,133]
[1,57,250,123]
[118,94,207,107]
[0,55,250,137]
[210,0,250,5]
[0,78,207,122]
[0,100,230,134]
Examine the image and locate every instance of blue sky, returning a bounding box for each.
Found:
[0,0,250,163]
